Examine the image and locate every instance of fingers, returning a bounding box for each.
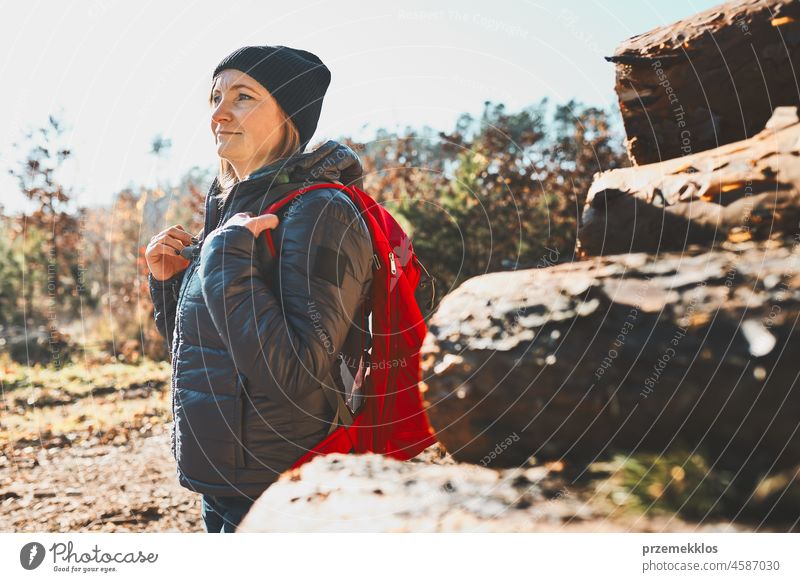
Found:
[161,234,187,253]
[256,213,279,230]
[158,225,192,245]
[176,225,200,243]
[217,212,280,239]
[164,224,192,245]
[234,213,279,236]
[224,212,252,226]
[151,242,184,257]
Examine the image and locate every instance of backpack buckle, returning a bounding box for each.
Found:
[373,253,381,270]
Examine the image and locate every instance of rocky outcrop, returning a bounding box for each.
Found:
[420,238,800,471]
[578,107,800,255]
[236,450,749,532]
[607,0,800,164]
[416,0,800,522]
[239,451,576,532]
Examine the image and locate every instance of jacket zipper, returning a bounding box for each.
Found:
[209,192,247,469]
[170,190,226,460]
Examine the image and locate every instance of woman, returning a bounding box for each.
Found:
[145,45,374,533]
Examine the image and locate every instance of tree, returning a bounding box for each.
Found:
[8,114,87,324]
[345,99,629,308]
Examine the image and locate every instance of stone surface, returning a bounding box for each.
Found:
[607,0,800,164]
[420,238,800,472]
[237,450,751,532]
[579,107,800,255]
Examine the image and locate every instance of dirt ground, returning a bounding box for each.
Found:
[0,360,791,533]
[1,424,203,532]
[0,425,767,533]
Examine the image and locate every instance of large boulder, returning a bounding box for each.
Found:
[236,451,747,532]
[579,107,800,256]
[238,452,573,532]
[607,0,800,164]
[420,238,800,472]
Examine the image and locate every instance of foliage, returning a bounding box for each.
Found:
[593,450,799,522]
[346,99,628,306]
[2,101,625,360]
[1,119,208,362]
[5,115,88,328]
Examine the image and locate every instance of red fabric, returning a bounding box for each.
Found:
[258,183,438,469]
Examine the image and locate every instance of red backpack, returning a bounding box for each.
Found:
[258,182,438,470]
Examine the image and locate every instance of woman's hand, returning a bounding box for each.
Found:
[222,212,280,238]
[146,224,192,281]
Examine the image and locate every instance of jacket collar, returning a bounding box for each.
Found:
[204,149,344,236]
[214,147,345,209]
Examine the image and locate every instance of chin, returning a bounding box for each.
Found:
[216,143,237,158]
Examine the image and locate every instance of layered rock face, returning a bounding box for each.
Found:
[421,239,800,470]
[607,0,800,165]
[579,107,800,255]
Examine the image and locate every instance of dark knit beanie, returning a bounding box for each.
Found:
[212,45,331,150]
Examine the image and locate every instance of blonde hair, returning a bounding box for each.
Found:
[211,87,302,200]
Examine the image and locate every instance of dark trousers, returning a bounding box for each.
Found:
[201,494,255,533]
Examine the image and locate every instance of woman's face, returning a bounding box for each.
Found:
[210,69,285,178]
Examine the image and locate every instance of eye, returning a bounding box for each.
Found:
[211,92,253,105]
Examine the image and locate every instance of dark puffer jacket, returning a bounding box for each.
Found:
[149,145,373,497]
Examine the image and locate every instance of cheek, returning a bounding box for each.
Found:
[251,104,284,144]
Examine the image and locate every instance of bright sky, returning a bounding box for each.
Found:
[0,0,721,214]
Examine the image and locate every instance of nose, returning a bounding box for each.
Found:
[211,98,233,128]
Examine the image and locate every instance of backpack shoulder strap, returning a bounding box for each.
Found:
[259,182,349,257]
[259,182,366,439]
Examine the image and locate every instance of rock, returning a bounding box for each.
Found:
[237,451,629,532]
[607,0,800,164]
[237,450,767,532]
[421,239,800,472]
[578,107,800,255]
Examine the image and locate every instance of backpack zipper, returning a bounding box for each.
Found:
[388,251,397,275]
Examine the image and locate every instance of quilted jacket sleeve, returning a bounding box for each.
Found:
[149,271,186,357]
[198,189,373,404]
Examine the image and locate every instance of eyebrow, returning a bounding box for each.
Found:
[211,83,259,94]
